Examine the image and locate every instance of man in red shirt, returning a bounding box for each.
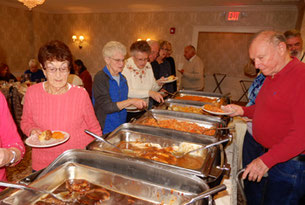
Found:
[224,30,305,204]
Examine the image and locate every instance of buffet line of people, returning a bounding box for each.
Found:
[0,29,305,205]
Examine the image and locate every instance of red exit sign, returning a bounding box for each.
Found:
[226,11,240,21]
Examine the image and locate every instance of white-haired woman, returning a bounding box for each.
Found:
[24,59,46,82]
[93,41,146,134]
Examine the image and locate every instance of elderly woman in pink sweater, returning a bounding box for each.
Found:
[21,40,102,171]
[0,92,25,190]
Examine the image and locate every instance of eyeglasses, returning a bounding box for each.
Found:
[110,58,125,63]
[45,66,69,73]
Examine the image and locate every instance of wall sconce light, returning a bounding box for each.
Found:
[72,35,85,49]
[137,38,151,41]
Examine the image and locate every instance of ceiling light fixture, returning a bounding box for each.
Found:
[18,0,45,10]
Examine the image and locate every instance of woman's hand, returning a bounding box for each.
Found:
[222,104,244,117]
[156,77,165,86]
[130,98,147,109]
[0,148,21,167]
[149,91,164,103]
[30,129,42,137]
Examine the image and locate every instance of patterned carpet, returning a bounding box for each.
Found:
[6,145,32,182]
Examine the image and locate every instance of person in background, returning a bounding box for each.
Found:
[74,59,93,98]
[284,29,305,62]
[24,59,46,82]
[122,40,164,121]
[224,30,305,204]
[165,41,177,92]
[179,45,204,91]
[21,40,102,171]
[147,40,160,62]
[0,63,17,82]
[0,92,25,190]
[93,41,146,134]
[67,65,83,86]
[151,40,176,93]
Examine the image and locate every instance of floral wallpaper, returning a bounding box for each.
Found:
[0,4,300,101]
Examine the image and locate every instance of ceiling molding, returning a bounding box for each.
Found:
[0,1,298,14]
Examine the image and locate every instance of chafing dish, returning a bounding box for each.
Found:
[0,149,224,205]
[158,99,230,126]
[173,90,230,105]
[135,109,226,138]
[86,123,226,178]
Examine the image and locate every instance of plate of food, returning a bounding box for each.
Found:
[25,130,70,148]
[162,75,178,83]
[202,104,234,116]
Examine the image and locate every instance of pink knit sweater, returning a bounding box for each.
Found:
[0,92,25,184]
[21,83,102,171]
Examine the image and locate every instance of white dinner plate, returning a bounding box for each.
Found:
[162,77,178,84]
[25,130,70,148]
[125,106,138,111]
[202,105,234,116]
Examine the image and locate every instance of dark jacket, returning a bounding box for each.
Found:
[93,66,128,134]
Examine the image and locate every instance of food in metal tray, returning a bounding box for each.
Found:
[114,141,206,170]
[138,118,216,136]
[175,95,218,103]
[168,104,203,114]
[35,179,154,205]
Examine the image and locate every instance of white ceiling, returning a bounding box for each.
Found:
[0,0,302,13]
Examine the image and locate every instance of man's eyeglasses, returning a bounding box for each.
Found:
[110,58,125,63]
[45,66,69,73]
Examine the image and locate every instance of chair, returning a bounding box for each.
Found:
[237,80,253,102]
[213,73,226,94]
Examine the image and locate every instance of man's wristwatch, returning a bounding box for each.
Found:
[7,150,16,166]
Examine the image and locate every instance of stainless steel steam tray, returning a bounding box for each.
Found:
[86,123,220,178]
[173,90,230,105]
[1,149,212,205]
[135,109,226,138]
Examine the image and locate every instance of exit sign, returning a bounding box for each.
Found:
[226,11,241,21]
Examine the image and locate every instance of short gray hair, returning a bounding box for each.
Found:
[251,30,286,47]
[284,29,302,39]
[29,58,39,68]
[102,41,127,59]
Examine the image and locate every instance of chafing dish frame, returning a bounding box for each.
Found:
[0,149,215,205]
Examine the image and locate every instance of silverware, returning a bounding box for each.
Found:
[84,130,122,152]
[175,138,229,158]
[0,181,76,203]
[144,108,160,125]
[183,184,226,205]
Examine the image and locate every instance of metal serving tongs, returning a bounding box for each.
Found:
[175,138,230,158]
[85,129,122,152]
[0,181,76,203]
[183,184,226,205]
[144,108,160,125]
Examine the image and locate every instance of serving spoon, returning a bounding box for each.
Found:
[175,138,229,159]
[0,181,76,203]
[144,108,160,125]
[85,130,122,152]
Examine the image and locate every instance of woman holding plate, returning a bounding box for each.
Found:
[151,40,176,93]
[21,40,102,171]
